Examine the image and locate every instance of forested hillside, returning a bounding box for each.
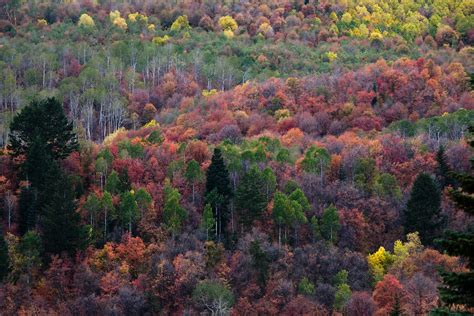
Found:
[0,0,473,315]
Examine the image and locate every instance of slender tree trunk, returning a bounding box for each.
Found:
[230,199,234,233]
[278,224,281,248]
[104,209,107,241]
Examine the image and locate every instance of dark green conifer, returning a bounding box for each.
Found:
[404,173,443,245]
[436,129,474,311]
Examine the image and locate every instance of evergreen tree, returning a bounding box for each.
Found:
[18,186,37,235]
[205,148,232,200]
[321,204,340,243]
[436,145,454,188]
[0,230,9,281]
[41,165,87,256]
[436,129,474,312]
[8,97,78,160]
[9,98,79,238]
[404,173,443,245]
[235,166,267,230]
[22,136,53,189]
[284,180,299,195]
[205,148,232,241]
[250,240,269,288]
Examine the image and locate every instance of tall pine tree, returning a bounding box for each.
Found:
[436,129,474,313]
[41,164,87,256]
[205,148,232,241]
[8,97,78,160]
[9,98,79,234]
[18,186,37,235]
[436,145,454,189]
[404,173,443,246]
[235,166,266,230]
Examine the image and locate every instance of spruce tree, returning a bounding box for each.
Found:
[41,165,87,256]
[404,173,443,245]
[436,129,474,312]
[235,166,266,230]
[0,230,9,281]
[18,186,37,235]
[9,98,79,235]
[250,240,269,288]
[436,145,454,189]
[205,148,232,200]
[8,97,78,160]
[22,136,53,189]
[205,148,232,241]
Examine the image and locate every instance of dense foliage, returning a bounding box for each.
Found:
[0,0,473,314]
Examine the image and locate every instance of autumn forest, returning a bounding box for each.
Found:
[0,0,473,315]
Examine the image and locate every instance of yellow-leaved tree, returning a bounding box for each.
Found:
[152,35,170,45]
[219,15,238,32]
[109,10,127,30]
[368,232,423,283]
[109,10,120,22]
[78,13,95,28]
[171,15,190,32]
[367,247,394,283]
[113,17,127,30]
